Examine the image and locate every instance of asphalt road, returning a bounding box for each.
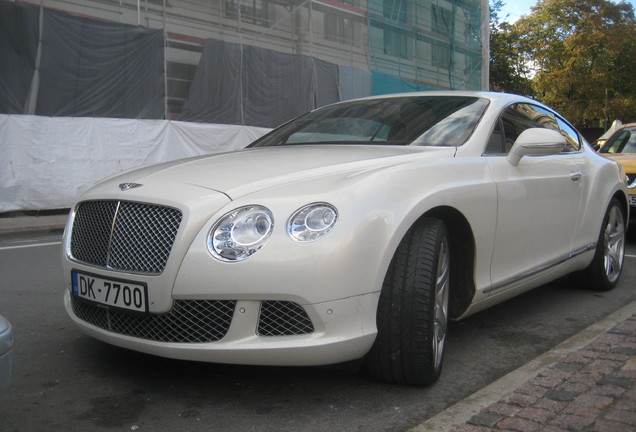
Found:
[0,229,635,432]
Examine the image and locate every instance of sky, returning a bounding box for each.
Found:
[499,0,636,22]
[499,0,538,22]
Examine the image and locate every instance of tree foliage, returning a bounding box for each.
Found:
[490,0,636,127]
[489,0,533,96]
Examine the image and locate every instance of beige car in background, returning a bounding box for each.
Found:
[598,122,636,213]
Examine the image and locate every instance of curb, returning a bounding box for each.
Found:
[0,212,68,240]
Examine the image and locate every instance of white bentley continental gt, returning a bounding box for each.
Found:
[62,92,629,385]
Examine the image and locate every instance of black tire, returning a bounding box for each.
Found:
[366,218,450,386]
[571,198,626,291]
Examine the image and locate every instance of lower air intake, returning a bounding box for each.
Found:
[257,301,314,336]
[71,297,236,343]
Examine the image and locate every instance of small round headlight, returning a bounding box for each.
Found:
[288,203,338,242]
[208,206,273,261]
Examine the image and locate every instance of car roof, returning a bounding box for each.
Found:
[348,91,533,103]
[328,91,545,116]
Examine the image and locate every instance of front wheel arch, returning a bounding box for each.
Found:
[366,217,450,385]
[365,208,476,385]
[424,207,476,319]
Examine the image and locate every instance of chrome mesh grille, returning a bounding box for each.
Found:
[257,301,314,336]
[70,200,182,274]
[71,296,236,343]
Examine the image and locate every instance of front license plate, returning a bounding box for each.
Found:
[630,195,636,207]
[72,271,148,312]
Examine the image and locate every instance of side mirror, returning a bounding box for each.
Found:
[507,128,566,166]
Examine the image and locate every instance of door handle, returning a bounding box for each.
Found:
[570,172,582,181]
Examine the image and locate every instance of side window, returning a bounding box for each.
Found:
[485,119,504,154]
[486,103,560,155]
[602,129,631,153]
[556,117,581,152]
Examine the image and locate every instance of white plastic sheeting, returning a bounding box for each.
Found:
[178,39,346,127]
[0,115,269,212]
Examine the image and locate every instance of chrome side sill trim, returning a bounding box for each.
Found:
[484,243,596,294]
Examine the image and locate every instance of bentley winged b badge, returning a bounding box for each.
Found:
[118,183,143,191]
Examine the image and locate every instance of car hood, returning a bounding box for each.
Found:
[602,153,636,172]
[94,145,455,200]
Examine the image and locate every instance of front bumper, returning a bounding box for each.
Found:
[64,290,378,366]
[62,189,393,366]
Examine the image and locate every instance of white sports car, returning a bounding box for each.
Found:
[62,92,629,385]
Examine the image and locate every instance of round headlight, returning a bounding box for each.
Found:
[208,206,273,261]
[288,203,338,242]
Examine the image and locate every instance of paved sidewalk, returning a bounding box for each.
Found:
[0,210,68,239]
[414,301,636,432]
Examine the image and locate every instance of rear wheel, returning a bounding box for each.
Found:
[572,198,625,291]
[366,218,450,385]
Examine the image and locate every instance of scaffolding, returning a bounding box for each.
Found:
[368,0,486,92]
[1,0,488,124]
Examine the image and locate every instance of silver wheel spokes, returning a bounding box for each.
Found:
[433,237,450,370]
[603,205,625,283]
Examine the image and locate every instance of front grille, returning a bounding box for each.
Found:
[71,296,236,343]
[257,301,314,336]
[70,200,182,274]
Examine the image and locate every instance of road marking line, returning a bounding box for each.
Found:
[0,241,62,251]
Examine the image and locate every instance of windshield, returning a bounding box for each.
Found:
[600,127,636,154]
[248,96,489,148]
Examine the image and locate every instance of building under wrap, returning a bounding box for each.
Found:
[0,0,488,212]
[1,0,488,127]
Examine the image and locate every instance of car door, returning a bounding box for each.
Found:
[485,103,584,293]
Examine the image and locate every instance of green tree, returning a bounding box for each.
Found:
[514,0,636,127]
[489,1,533,95]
